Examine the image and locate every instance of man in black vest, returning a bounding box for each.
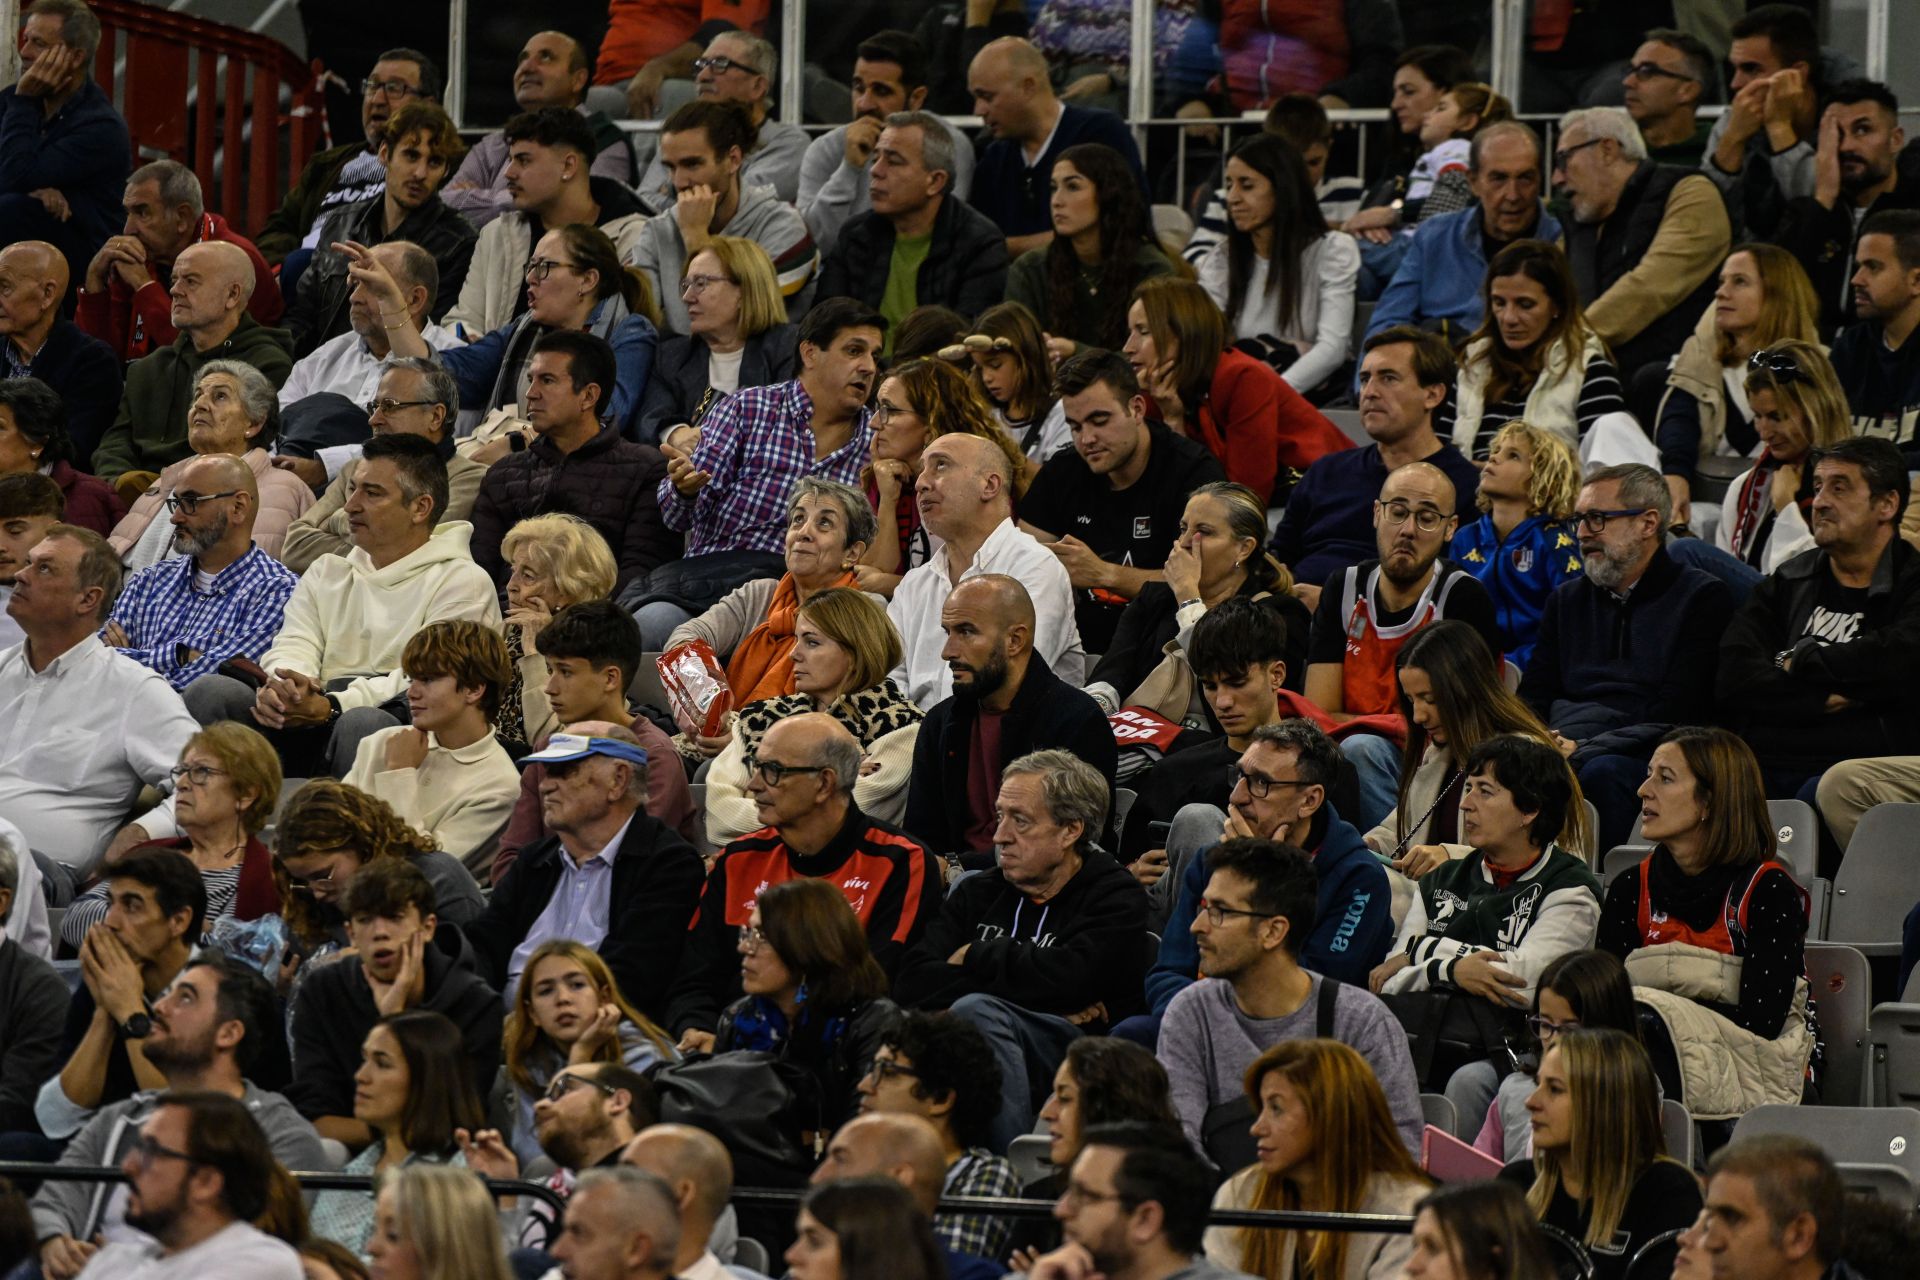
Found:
[1556,106,1729,383]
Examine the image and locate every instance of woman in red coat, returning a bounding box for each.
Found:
[1124,277,1351,505]
[0,378,126,534]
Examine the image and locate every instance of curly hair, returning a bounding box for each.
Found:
[504,940,672,1096]
[273,780,436,945]
[867,358,1030,498]
[1475,421,1581,520]
[1044,143,1158,350]
[878,1012,1004,1150]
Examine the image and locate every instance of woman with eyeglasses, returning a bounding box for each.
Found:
[1595,726,1812,1120]
[0,377,125,535]
[1448,421,1584,669]
[1655,244,1820,529]
[309,1010,485,1254]
[495,514,619,754]
[636,236,798,445]
[344,223,660,444]
[860,358,1031,588]
[1205,1038,1430,1280]
[951,302,1073,465]
[1006,143,1177,361]
[1713,340,1851,573]
[61,723,282,949]
[1402,1179,1557,1280]
[1501,1028,1701,1280]
[1443,240,1625,464]
[502,939,676,1165]
[708,877,898,1127]
[701,588,922,843]
[787,1177,945,1280]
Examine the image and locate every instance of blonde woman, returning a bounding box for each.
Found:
[366,1163,512,1280]
[1502,1028,1701,1280]
[1448,421,1583,668]
[638,236,799,444]
[1715,341,1852,573]
[1205,1039,1429,1280]
[497,514,619,752]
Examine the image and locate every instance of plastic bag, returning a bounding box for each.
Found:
[207,913,289,982]
[659,640,733,738]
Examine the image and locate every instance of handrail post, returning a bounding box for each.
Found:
[0,0,19,86]
[1865,0,1888,80]
[1489,0,1525,107]
[779,0,803,140]
[445,0,468,128]
[1128,0,1153,159]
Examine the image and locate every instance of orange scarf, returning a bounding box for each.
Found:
[726,570,859,704]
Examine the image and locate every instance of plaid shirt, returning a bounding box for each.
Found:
[657,378,872,556]
[937,1148,1020,1260]
[107,546,298,689]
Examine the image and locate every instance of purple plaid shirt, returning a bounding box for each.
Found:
[657,378,873,556]
[107,546,298,690]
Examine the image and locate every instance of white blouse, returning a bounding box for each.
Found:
[1196,230,1360,395]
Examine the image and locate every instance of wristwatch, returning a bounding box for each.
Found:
[119,1011,152,1040]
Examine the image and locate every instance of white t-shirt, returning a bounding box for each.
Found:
[708,346,746,396]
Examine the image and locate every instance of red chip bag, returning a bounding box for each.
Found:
[659,640,733,738]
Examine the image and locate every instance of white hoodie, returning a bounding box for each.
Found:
[265,520,501,711]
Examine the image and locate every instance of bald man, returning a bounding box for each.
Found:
[91,240,293,484]
[811,1114,1004,1280]
[621,1125,752,1280]
[904,575,1116,864]
[0,240,121,464]
[966,37,1145,253]
[663,712,939,1048]
[103,452,296,690]
[889,433,1084,709]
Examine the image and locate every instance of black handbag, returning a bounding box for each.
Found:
[648,1050,822,1185]
[1379,988,1527,1091]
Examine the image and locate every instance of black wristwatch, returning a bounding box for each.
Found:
[119,1011,152,1040]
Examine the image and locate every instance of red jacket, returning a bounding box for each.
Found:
[75,212,284,362]
[1148,349,1352,506]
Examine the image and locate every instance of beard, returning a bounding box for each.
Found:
[541,1117,610,1173]
[1581,543,1634,591]
[1380,544,1431,589]
[173,509,230,559]
[140,1023,218,1076]
[951,650,1009,701]
[1840,158,1891,196]
[123,1178,187,1242]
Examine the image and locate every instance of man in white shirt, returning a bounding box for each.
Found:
[70,1092,300,1280]
[0,525,192,889]
[889,433,1083,709]
[548,1165,683,1280]
[620,1124,767,1280]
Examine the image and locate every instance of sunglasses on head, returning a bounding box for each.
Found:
[1747,349,1806,384]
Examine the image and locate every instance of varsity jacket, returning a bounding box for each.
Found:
[663,803,939,1037]
[1450,513,1584,669]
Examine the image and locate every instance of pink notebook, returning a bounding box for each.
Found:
[1422,1125,1506,1182]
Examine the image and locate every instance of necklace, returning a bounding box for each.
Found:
[1388,764,1467,861]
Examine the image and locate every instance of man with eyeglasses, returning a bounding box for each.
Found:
[1025,1121,1230,1280]
[100,454,295,692]
[665,712,937,1050]
[633,31,809,210]
[31,954,323,1280]
[1554,106,1728,384]
[1519,463,1732,852]
[1620,31,1716,168]
[254,47,443,267]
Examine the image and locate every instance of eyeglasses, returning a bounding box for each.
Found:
[864,1058,919,1084]
[281,858,343,898]
[681,273,734,296]
[1376,499,1453,533]
[1194,897,1278,929]
[738,924,769,954]
[872,401,914,426]
[1572,507,1654,533]
[1226,766,1305,800]
[692,55,759,77]
[1552,137,1606,170]
[1747,349,1807,384]
[1059,1181,1130,1210]
[745,757,828,787]
[162,490,240,516]
[1526,1014,1580,1041]
[169,764,228,787]
[543,1072,620,1104]
[362,77,422,100]
[366,397,436,417]
[1623,62,1697,84]
[127,1132,198,1170]
[525,257,576,282]
[935,333,1019,363]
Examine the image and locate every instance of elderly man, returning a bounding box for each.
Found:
[1555,107,1729,381]
[103,453,297,691]
[91,241,293,485]
[76,161,281,364]
[467,726,705,1011]
[444,107,649,337]
[814,110,1007,340]
[549,1166,683,1280]
[798,32,976,255]
[1622,30,1717,166]
[966,38,1144,255]
[0,527,191,885]
[888,434,1084,708]
[811,1113,1005,1280]
[904,576,1115,864]
[635,30,809,207]
[895,749,1148,1150]
[280,357,487,573]
[1364,123,1563,348]
[0,241,121,463]
[0,0,130,296]
[665,712,938,1047]
[441,31,639,230]
[621,1124,759,1280]
[1688,1136,1849,1280]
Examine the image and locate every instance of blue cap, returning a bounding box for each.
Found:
[518,733,649,769]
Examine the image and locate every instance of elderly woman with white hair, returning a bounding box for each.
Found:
[496,512,621,753]
[107,360,316,568]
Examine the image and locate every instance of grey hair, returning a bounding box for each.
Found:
[813,732,863,795]
[594,724,651,804]
[1584,462,1672,526]
[380,240,441,314]
[128,160,204,220]
[720,31,778,87]
[0,833,18,897]
[1248,720,1342,789]
[385,356,459,421]
[1559,106,1648,162]
[1470,120,1541,175]
[27,0,102,62]
[196,360,277,428]
[790,476,878,551]
[885,111,956,184]
[1001,749,1110,854]
[574,1166,682,1267]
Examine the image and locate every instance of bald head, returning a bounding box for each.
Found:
[179,453,257,501]
[179,240,254,297]
[975,37,1049,82]
[622,1124,734,1229]
[759,712,862,794]
[969,38,1056,142]
[1375,461,1459,586]
[0,242,69,344]
[949,574,1035,633]
[817,1114,949,1215]
[171,241,255,342]
[0,241,66,292]
[917,433,1012,541]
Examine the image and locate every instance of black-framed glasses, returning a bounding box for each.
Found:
[168,764,228,787]
[543,1072,619,1104]
[525,257,575,282]
[1060,1181,1131,1210]
[1552,137,1606,170]
[746,757,827,787]
[1747,349,1807,384]
[1572,507,1654,533]
[1376,499,1452,533]
[1195,897,1277,928]
[1226,766,1305,800]
[692,55,759,76]
[738,924,769,954]
[1526,1014,1580,1042]
[864,1058,919,1084]
[1623,61,1697,84]
[163,490,240,516]
[361,77,421,100]
[127,1132,198,1170]
[366,397,436,417]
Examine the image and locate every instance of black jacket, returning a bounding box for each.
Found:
[464,814,706,1023]
[903,652,1119,862]
[714,995,900,1127]
[16,319,122,468]
[291,193,478,357]
[1718,536,1920,771]
[0,936,68,1132]
[1088,580,1312,709]
[635,324,799,445]
[1775,179,1920,337]
[815,194,1009,319]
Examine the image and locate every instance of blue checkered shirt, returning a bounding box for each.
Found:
[107,546,299,689]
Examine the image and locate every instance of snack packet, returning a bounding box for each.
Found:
[658,640,733,738]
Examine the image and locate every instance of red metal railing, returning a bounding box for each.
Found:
[84,0,328,236]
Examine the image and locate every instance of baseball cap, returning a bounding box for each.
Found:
[517,733,649,769]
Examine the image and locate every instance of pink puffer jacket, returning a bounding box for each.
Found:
[108,448,316,561]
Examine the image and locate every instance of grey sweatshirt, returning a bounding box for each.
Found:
[625,183,819,335]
